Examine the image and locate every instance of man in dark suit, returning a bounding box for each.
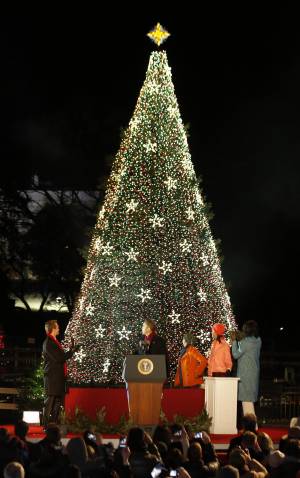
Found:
[138,319,167,355]
[42,320,79,425]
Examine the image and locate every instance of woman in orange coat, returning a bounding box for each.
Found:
[207,323,232,377]
[174,333,207,387]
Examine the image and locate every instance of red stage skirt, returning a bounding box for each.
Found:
[65,387,205,424]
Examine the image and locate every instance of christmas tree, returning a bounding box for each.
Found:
[65,25,236,384]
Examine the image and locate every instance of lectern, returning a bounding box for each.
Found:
[204,376,239,434]
[123,355,167,425]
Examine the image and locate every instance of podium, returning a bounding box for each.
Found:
[123,355,167,425]
[204,377,239,434]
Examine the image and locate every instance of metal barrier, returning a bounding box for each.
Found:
[258,392,300,422]
[0,347,41,371]
[0,387,19,410]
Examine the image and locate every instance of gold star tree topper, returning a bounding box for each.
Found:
[147,23,170,47]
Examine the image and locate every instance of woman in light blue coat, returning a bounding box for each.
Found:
[231,320,261,416]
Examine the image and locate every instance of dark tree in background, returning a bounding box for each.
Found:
[0,181,105,341]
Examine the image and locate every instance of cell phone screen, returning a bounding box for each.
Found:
[169,471,177,477]
[151,465,163,477]
[194,432,202,438]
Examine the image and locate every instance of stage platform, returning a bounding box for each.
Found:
[2,424,288,450]
[1,387,289,450]
[65,386,205,423]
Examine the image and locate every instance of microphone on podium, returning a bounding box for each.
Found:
[139,340,149,353]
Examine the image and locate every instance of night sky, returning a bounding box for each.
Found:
[1,9,299,348]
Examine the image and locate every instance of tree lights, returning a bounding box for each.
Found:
[64,49,236,384]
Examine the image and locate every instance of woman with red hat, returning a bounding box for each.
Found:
[208,323,232,377]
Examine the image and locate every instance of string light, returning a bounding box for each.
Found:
[168,309,181,324]
[64,50,236,384]
[158,261,173,275]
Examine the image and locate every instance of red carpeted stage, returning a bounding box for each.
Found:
[2,387,288,450]
[65,387,205,423]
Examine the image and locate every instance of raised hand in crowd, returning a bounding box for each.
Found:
[176,466,192,478]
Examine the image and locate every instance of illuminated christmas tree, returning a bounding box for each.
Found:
[65,25,236,384]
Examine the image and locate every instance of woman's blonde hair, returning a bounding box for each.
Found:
[144,319,156,332]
